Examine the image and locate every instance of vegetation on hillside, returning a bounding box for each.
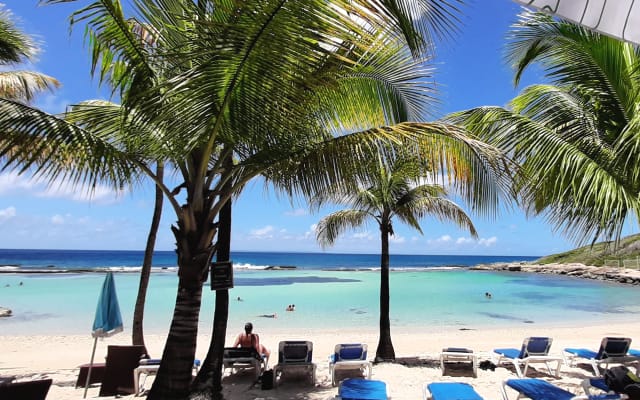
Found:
[536,233,640,266]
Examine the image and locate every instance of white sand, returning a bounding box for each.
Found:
[2,321,639,399]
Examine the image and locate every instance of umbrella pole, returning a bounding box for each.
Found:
[84,336,98,398]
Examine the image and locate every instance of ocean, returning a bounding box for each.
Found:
[1,249,638,336]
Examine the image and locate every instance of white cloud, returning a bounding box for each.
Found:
[0,172,38,193]
[429,235,452,244]
[479,236,498,246]
[51,214,64,225]
[454,236,498,247]
[0,172,123,203]
[250,225,275,238]
[352,231,371,239]
[0,206,16,220]
[33,94,71,115]
[35,179,124,203]
[284,208,307,217]
[390,234,405,243]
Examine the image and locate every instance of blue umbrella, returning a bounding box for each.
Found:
[84,272,123,398]
[92,272,123,338]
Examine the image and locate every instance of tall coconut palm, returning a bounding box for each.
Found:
[447,11,640,247]
[314,156,478,361]
[0,6,59,102]
[0,1,512,398]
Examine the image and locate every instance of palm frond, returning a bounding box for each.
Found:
[0,71,60,102]
[396,195,477,237]
[0,98,139,189]
[316,209,371,248]
[448,105,639,244]
[0,6,38,64]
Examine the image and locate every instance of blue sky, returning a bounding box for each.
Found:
[0,0,607,256]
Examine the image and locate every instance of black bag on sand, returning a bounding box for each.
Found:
[604,366,640,399]
[260,370,274,390]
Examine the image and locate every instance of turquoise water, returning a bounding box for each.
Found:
[1,268,638,336]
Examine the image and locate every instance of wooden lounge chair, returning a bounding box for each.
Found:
[98,345,148,396]
[0,378,52,400]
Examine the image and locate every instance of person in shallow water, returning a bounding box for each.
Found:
[232,322,271,360]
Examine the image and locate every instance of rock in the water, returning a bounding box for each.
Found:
[0,307,12,317]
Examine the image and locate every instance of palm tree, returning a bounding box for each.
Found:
[0,1,511,398]
[0,5,59,102]
[314,156,478,361]
[447,11,640,247]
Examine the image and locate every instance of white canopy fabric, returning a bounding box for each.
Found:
[513,0,640,45]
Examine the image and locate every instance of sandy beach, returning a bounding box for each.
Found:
[2,321,639,399]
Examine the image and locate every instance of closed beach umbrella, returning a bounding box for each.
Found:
[513,0,640,45]
[84,272,123,398]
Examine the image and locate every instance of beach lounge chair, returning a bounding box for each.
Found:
[494,337,562,378]
[222,347,266,380]
[440,347,478,378]
[133,358,201,396]
[501,378,625,400]
[273,340,316,386]
[337,378,387,400]
[423,382,484,400]
[329,343,372,386]
[0,378,52,400]
[563,337,638,376]
[99,344,148,396]
[582,377,616,396]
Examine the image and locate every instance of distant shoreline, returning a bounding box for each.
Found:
[471,262,640,285]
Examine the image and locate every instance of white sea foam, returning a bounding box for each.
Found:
[233,263,270,270]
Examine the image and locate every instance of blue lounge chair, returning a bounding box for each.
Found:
[338,378,387,400]
[494,337,562,377]
[628,349,640,358]
[564,337,636,376]
[329,343,372,386]
[273,340,316,386]
[423,382,484,400]
[501,378,624,400]
[582,377,615,396]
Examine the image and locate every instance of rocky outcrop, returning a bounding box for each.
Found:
[0,306,12,317]
[471,262,640,285]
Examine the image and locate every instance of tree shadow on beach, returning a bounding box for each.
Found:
[389,356,439,369]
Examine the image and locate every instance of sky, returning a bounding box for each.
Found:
[1,0,625,256]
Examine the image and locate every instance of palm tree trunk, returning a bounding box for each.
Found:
[147,220,213,400]
[147,275,204,400]
[132,162,164,352]
[375,222,395,361]
[191,164,233,399]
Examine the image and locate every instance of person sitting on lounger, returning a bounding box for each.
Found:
[233,322,271,358]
